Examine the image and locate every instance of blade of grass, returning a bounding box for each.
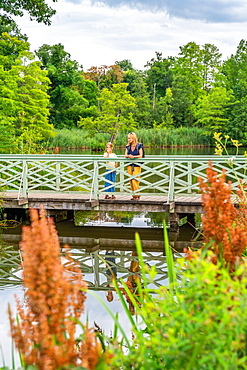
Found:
[163,220,177,286]
[135,232,148,289]
[113,312,119,340]
[16,313,24,368]
[11,339,15,370]
[113,280,138,332]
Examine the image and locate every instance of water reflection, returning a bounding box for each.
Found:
[0,217,201,289]
[74,210,168,228]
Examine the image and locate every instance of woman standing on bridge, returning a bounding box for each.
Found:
[125,132,143,200]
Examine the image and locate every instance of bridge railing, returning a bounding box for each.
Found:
[0,154,246,201]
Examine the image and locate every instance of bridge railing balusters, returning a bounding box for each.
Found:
[0,155,246,199]
[168,161,174,202]
[188,161,192,194]
[22,160,28,198]
[56,161,61,191]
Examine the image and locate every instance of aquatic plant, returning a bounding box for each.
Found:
[8,206,103,370]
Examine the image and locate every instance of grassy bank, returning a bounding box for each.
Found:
[48,127,213,150]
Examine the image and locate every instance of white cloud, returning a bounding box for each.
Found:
[13,0,247,70]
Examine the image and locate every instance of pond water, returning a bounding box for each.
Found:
[57,145,247,156]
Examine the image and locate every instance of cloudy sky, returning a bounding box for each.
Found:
[14,0,247,70]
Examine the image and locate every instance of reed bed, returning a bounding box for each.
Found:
[48,127,213,150]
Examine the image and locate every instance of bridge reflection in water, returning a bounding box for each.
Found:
[0,219,201,290]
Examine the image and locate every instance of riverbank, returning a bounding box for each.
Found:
[48,127,213,151]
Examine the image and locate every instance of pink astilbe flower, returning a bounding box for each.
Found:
[8,206,103,370]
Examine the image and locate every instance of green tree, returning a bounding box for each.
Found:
[225,96,247,142]
[223,39,247,100]
[1,0,56,26]
[78,83,137,142]
[153,88,174,129]
[115,59,140,94]
[36,43,98,128]
[193,87,235,132]
[171,74,195,127]
[171,42,223,126]
[0,31,32,70]
[130,74,152,128]
[0,33,53,152]
[0,17,27,41]
[201,43,222,91]
[145,51,173,102]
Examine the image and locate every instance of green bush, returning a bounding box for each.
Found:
[110,246,247,369]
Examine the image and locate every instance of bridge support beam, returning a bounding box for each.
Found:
[169,212,179,232]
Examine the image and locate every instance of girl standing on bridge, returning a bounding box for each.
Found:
[125,132,143,200]
[104,142,117,199]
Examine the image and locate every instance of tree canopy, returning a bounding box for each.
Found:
[78,83,137,142]
[0,0,57,26]
[0,33,54,152]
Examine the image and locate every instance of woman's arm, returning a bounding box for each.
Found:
[125,148,129,158]
[129,148,143,159]
[125,147,143,159]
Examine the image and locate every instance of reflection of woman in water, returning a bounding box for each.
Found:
[105,250,117,302]
[122,251,141,315]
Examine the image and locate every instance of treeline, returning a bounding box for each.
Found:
[1,20,247,152]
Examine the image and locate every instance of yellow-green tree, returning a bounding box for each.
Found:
[0,33,54,153]
[78,83,137,142]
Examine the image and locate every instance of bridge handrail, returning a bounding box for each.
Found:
[0,154,245,201]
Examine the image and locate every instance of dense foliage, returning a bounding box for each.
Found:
[2,5,247,148]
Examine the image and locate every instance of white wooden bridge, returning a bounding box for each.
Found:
[0,154,245,229]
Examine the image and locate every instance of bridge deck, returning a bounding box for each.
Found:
[2,192,203,214]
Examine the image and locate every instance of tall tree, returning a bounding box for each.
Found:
[171,74,196,127]
[153,88,174,129]
[145,51,173,102]
[36,43,98,128]
[0,33,53,152]
[130,73,152,128]
[201,43,222,91]
[225,96,247,141]
[78,83,137,142]
[171,42,223,126]
[223,39,247,100]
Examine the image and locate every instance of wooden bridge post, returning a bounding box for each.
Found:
[169,212,179,232]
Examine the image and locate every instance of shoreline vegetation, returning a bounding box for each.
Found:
[48,127,214,152]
